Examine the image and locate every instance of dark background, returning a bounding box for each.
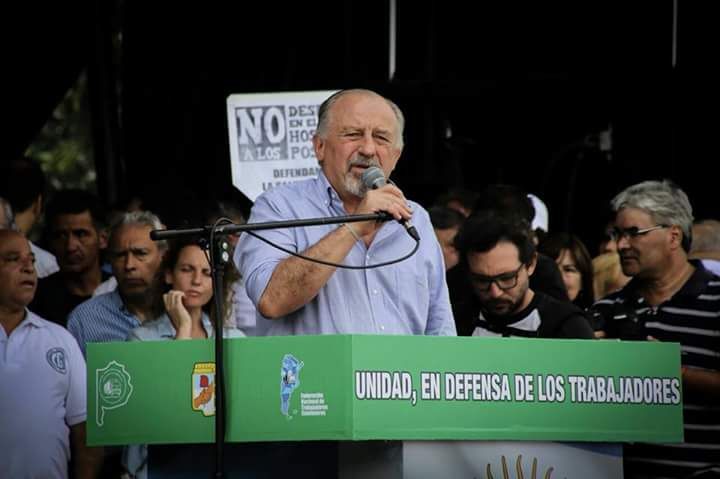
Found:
[6,1,719,251]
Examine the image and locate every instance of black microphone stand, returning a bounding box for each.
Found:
[149,212,389,479]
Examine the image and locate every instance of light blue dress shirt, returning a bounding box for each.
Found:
[235,172,456,336]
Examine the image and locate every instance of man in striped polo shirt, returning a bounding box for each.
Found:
[590,180,720,479]
[67,211,166,356]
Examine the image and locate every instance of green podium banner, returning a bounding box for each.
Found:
[87,336,683,446]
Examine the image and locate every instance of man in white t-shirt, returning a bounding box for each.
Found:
[0,229,103,478]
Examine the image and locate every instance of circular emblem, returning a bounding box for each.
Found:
[46,347,67,374]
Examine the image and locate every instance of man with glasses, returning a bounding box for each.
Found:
[590,180,720,479]
[454,212,593,338]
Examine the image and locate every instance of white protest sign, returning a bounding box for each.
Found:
[227,90,337,201]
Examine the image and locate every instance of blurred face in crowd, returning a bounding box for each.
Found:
[434,226,460,270]
[467,241,536,316]
[47,211,107,274]
[598,222,618,255]
[614,207,675,279]
[556,248,582,302]
[0,231,37,311]
[165,245,213,311]
[109,224,163,303]
[0,200,11,229]
[314,92,402,202]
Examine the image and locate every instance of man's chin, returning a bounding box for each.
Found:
[119,285,150,299]
[486,302,513,316]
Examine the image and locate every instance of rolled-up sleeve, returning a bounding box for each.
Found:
[234,192,295,310]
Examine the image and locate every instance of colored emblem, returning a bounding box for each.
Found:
[280,354,303,417]
[192,362,216,417]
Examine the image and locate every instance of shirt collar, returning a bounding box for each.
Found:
[111,288,141,318]
[23,309,47,328]
[314,170,343,211]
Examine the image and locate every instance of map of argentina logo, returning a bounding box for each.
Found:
[96,360,133,427]
[280,354,303,417]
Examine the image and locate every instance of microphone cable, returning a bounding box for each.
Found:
[243,226,420,270]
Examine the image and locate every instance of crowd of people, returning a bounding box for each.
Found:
[1,88,718,478]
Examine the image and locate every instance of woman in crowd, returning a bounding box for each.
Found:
[538,233,594,309]
[123,238,243,478]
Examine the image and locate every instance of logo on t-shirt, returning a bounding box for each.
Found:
[46,347,67,374]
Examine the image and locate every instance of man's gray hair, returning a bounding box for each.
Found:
[315,89,405,149]
[109,210,167,251]
[0,196,15,230]
[611,180,694,251]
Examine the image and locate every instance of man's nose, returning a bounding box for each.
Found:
[358,133,377,156]
[124,253,138,270]
[20,255,35,273]
[487,282,505,298]
[616,234,631,250]
[65,234,81,251]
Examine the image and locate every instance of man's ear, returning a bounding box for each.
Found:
[312,134,325,164]
[526,253,538,277]
[669,225,683,251]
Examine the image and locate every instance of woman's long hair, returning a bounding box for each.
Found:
[538,232,595,309]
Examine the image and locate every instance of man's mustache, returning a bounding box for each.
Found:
[348,156,380,170]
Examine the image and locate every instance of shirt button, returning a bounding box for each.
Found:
[373,289,378,295]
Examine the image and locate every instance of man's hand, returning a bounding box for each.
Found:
[352,184,413,237]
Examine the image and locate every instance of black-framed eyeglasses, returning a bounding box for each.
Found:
[469,264,525,292]
[609,224,669,242]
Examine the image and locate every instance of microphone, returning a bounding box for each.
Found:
[361,166,420,241]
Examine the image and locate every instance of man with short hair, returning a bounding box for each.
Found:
[447,184,569,335]
[67,211,166,356]
[455,212,593,339]
[0,230,103,478]
[30,189,110,326]
[0,157,59,278]
[590,180,720,479]
[236,89,455,336]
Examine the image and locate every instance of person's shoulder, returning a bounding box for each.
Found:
[590,285,629,308]
[67,291,119,322]
[27,310,83,348]
[408,200,431,222]
[535,291,583,316]
[256,177,317,203]
[534,293,594,339]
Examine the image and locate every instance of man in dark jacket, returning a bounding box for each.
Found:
[455,212,593,339]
